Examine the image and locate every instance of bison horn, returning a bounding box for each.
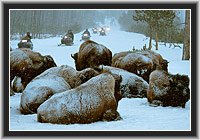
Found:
[71,53,74,58]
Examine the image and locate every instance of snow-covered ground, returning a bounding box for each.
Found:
[9,24,191,131]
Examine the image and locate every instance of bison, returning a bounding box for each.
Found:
[12,76,24,93]
[147,70,190,108]
[112,50,168,82]
[37,73,122,125]
[10,48,57,95]
[20,65,99,114]
[71,40,112,71]
[99,65,149,98]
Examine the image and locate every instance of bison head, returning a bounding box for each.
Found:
[79,68,99,84]
[163,74,190,108]
[71,53,79,70]
[43,55,57,69]
[111,74,123,104]
[161,59,169,72]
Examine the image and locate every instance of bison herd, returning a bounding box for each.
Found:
[10,40,190,125]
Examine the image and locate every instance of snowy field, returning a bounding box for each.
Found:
[9,25,191,131]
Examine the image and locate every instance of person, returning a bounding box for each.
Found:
[83,29,91,37]
[23,32,32,42]
[67,29,74,42]
[100,28,106,35]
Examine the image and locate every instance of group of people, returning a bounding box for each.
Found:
[23,28,92,44]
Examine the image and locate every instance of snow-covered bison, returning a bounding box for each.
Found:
[12,76,24,93]
[20,65,99,114]
[112,50,168,83]
[147,70,190,108]
[71,40,112,71]
[99,65,149,98]
[10,48,57,95]
[37,73,122,124]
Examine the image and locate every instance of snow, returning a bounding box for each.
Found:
[9,23,191,131]
[37,73,115,124]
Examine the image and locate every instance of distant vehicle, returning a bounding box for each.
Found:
[92,28,98,34]
[99,28,106,36]
[18,36,33,50]
[80,29,91,41]
[81,33,90,41]
[98,27,103,32]
[59,30,74,46]
[60,34,74,46]
[104,26,110,32]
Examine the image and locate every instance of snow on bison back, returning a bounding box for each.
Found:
[112,50,168,83]
[37,73,121,124]
[100,66,149,98]
[10,48,57,95]
[71,40,112,71]
[20,65,99,114]
[147,70,190,108]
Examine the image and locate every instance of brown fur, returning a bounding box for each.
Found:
[112,50,167,82]
[37,73,121,124]
[20,65,99,114]
[96,66,148,98]
[147,70,190,108]
[71,40,112,71]
[10,48,57,95]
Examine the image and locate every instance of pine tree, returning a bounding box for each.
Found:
[133,10,175,50]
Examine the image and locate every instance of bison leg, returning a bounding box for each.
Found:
[10,70,15,96]
[102,110,122,121]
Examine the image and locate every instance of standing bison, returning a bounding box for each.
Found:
[112,50,168,82]
[10,48,57,95]
[147,70,190,108]
[37,73,122,124]
[71,40,112,71]
[20,65,99,114]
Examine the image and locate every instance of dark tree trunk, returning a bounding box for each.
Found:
[182,10,190,60]
[148,25,152,50]
[156,32,158,50]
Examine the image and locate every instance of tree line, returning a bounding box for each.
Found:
[10,10,190,60]
[10,10,102,38]
[118,10,190,60]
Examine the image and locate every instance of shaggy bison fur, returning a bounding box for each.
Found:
[10,48,57,95]
[37,73,122,124]
[71,40,112,71]
[98,65,149,98]
[20,65,99,114]
[112,50,168,83]
[12,76,24,93]
[147,70,190,108]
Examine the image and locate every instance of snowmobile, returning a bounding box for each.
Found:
[92,28,98,34]
[80,33,90,41]
[18,36,33,50]
[60,34,74,46]
[99,29,106,36]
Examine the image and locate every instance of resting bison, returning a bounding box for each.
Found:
[99,65,148,98]
[147,70,190,108]
[58,65,99,88]
[37,73,122,124]
[71,40,112,71]
[10,48,57,95]
[112,50,168,82]
[20,65,99,114]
